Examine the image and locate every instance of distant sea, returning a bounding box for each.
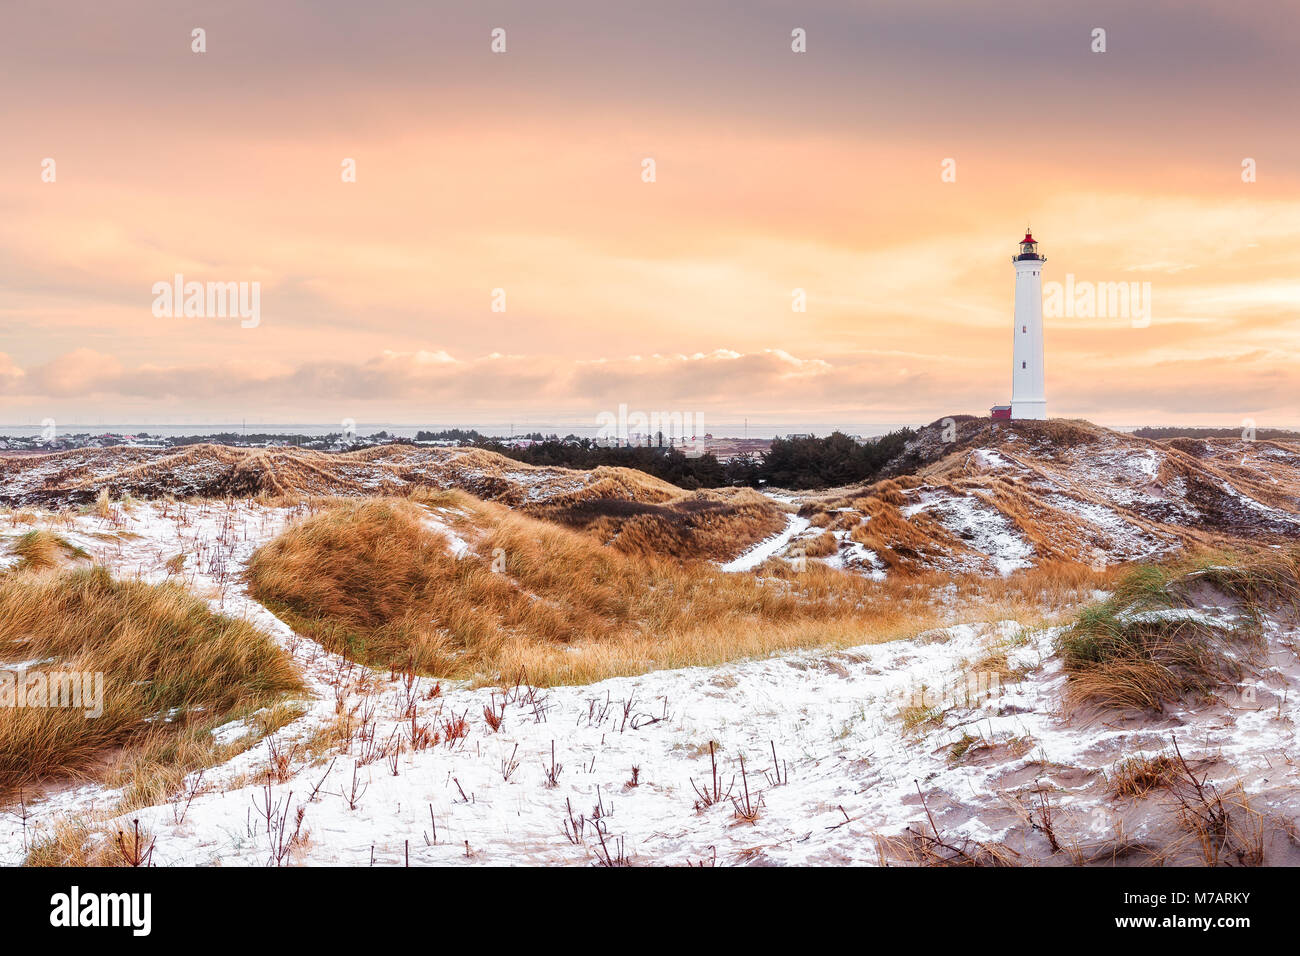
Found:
[0,420,1153,440]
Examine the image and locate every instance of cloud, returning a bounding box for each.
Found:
[2,3,1298,429]
[3,346,1297,427]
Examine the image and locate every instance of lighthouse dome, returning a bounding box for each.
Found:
[1015,229,1043,261]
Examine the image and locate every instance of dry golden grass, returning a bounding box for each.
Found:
[834,475,1162,573]
[841,482,966,571]
[9,529,87,571]
[105,701,305,812]
[247,491,1114,686]
[0,565,302,798]
[1059,610,1247,712]
[8,441,792,561]
[1182,549,1300,610]
[966,647,1029,685]
[91,488,113,519]
[798,530,839,559]
[11,529,61,569]
[523,482,786,561]
[874,826,1021,867]
[1111,753,1181,798]
[24,816,160,867]
[1171,781,1266,867]
[6,441,694,513]
[794,416,1300,575]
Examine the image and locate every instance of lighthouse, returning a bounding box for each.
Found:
[1009,229,1047,420]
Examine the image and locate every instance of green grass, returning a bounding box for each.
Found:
[1055,551,1285,711]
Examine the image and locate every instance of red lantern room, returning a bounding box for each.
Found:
[1014,227,1044,262]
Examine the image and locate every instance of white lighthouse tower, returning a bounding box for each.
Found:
[1009,228,1047,420]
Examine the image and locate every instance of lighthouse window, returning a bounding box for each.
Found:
[1022,361,1027,369]
[1022,325,1027,333]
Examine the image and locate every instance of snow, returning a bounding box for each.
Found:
[1130,450,1161,480]
[973,449,1013,470]
[8,593,1291,866]
[421,508,473,557]
[905,492,1034,575]
[719,513,810,572]
[0,657,51,671]
[1217,480,1300,527]
[820,531,887,581]
[3,492,1300,867]
[210,718,257,747]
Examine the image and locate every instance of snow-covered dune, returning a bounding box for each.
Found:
[4,499,1297,866]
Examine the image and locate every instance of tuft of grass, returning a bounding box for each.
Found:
[1058,606,1249,711]
[525,484,788,562]
[24,817,159,867]
[798,530,839,559]
[0,565,302,798]
[107,701,304,812]
[1182,549,1300,613]
[1056,553,1276,711]
[899,704,943,732]
[948,731,987,762]
[1111,753,1181,798]
[9,530,89,571]
[92,488,113,519]
[247,496,880,681]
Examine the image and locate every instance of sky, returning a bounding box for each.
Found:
[2,0,1298,430]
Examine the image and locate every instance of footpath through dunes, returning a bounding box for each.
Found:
[783,418,1300,577]
[0,443,789,563]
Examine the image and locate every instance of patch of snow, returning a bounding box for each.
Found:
[421,508,473,557]
[1130,450,1161,479]
[906,493,1034,575]
[822,531,887,581]
[720,514,811,572]
[210,718,255,747]
[974,449,1012,470]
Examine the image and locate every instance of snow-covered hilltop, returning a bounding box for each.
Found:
[780,418,1300,577]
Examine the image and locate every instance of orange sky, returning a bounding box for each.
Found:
[2,0,1298,429]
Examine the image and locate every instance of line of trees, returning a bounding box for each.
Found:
[474,428,917,491]
[1134,426,1300,441]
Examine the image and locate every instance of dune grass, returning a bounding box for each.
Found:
[1056,549,1288,711]
[247,491,1114,686]
[526,485,787,561]
[9,529,88,571]
[0,565,302,798]
[24,816,161,868]
[1110,753,1181,798]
